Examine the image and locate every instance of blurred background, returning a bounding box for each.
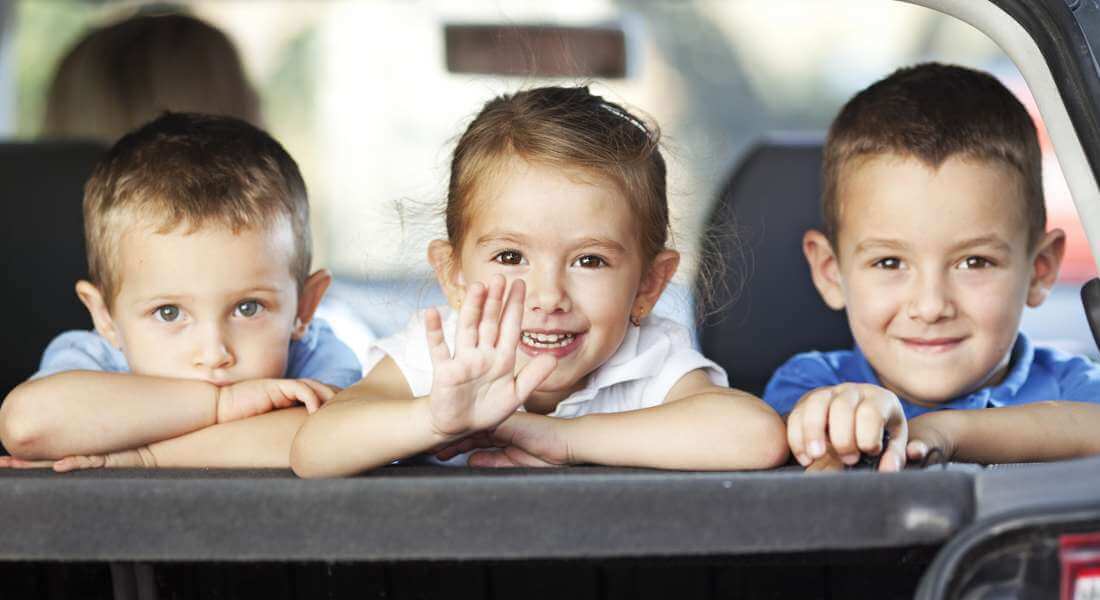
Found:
[2,0,1093,353]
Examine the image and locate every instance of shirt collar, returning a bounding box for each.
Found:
[851,333,1032,415]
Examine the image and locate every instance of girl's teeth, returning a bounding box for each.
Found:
[522,332,575,348]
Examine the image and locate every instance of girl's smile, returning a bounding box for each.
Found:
[438,156,652,406]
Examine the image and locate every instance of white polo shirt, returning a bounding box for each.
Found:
[364,307,728,417]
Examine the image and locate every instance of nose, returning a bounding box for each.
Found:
[524,265,571,316]
[193,321,235,371]
[907,270,955,323]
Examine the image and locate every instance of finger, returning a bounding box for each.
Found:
[827,388,860,464]
[290,381,323,413]
[804,453,844,473]
[786,409,809,466]
[456,282,487,352]
[514,353,557,402]
[800,388,833,459]
[503,445,555,467]
[53,455,105,472]
[496,279,526,360]
[424,307,452,366]
[300,379,337,404]
[277,380,319,412]
[0,456,12,468]
[468,449,519,467]
[907,440,930,463]
[853,399,888,457]
[878,431,909,472]
[6,457,55,469]
[477,274,506,350]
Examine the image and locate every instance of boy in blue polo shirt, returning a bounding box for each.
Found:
[764,63,1100,471]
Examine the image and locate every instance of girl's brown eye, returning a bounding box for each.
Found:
[494,250,523,265]
[576,255,606,268]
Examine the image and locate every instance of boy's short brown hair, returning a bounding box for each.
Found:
[83,112,311,306]
[822,62,1044,249]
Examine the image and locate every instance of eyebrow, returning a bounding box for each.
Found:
[475,232,627,253]
[853,238,908,254]
[853,235,1013,255]
[132,286,283,307]
[947,235,1013,254]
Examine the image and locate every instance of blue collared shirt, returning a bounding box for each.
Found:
[763,333,1100,418]
[31,318,363,389]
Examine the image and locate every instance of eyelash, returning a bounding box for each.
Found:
[870,256,996,270]
[573,255,607,269]
[492,250,525,266]
[490,250,609,269]
[957,256,995,270]
[150,300,266,323]
[153,305,183,323]
[872,257,903,270]
[234,300,266,318]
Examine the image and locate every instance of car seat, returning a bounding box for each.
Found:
[696,134,853,397]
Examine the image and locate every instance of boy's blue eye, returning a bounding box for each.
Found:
[154,305,180,322]
[235,300,263,317]
[493,250,525,265]
[574,255,607,268]
[873,257,902,270]
[958,256,993,270]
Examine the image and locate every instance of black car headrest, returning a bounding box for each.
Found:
[0,141,106,399]
[697,135,853,397]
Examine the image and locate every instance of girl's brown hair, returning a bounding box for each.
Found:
[447,86,669,263]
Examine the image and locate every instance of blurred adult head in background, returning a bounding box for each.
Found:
[42,12,261,142]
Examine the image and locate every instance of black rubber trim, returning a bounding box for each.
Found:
[914,500,1100,599]
[988,0,1100,185]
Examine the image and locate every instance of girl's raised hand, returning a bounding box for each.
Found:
[424,275,557,441]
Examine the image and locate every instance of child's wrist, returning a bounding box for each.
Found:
[415,394,454,446]
[555,415,586,465]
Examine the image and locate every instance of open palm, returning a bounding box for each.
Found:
[426,275,557,439]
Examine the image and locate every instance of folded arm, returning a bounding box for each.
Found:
[909,401,1100,464]
[0,372,331,460]
[0,371,219,459]
[470,370,789,470]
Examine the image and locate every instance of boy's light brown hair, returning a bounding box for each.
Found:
[447,86,669,264]
[822,62,1044,249]
[83,112,311,306]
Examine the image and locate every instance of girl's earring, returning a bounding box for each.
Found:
[630,314,641,327]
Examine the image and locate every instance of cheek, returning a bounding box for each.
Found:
[845,276,902,329]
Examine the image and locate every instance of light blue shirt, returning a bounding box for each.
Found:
[32,318,362,389]
[763,333,1100,418]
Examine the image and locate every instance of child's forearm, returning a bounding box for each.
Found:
[146,408,309,468]
[0,371,219,459]
[563,391,788,470]
[291,391,443,478]
[915,401,1100,464]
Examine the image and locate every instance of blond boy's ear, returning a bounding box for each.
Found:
[428,239,465,310]
[632,250,680,322]
[1026,228,1067,308]
[803,229,846,310]
[75,280,123,349]
[292,269,333,340]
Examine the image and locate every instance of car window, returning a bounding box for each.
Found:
[7,0,1096,355]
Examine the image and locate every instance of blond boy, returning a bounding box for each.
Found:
[764,63,1100,471]
[0,113,361,469]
